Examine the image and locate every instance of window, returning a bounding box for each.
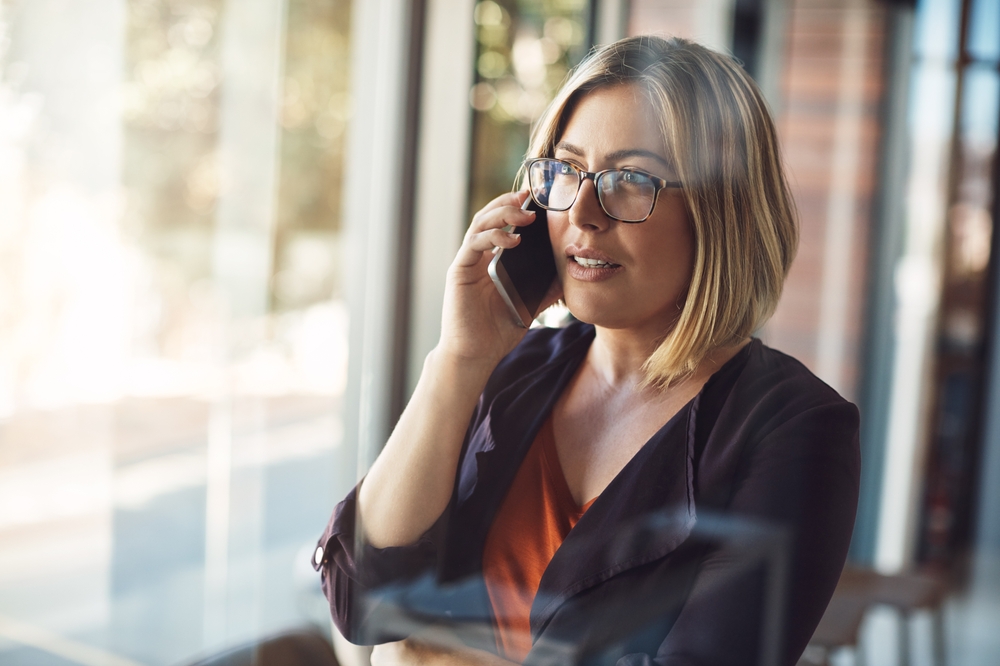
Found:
[0,0,353,661]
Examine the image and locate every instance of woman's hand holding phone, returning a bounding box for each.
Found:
[437,190,560,372]
[357,190,561,550]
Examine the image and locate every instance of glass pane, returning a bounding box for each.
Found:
[913,0,963,61]
[916,63,999,566]
[467,0,593,219]
[0,0,352,663]
[968,0,1000,63]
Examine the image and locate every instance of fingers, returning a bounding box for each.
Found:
[467,190,534,237]
[466,227,521,254]
[454,191,536,268]
[472,189,528,224]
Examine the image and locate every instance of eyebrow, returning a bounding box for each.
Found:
[554,141,673,171]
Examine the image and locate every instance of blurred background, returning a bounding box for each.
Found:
[0,0,998,664]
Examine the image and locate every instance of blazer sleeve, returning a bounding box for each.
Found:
[312,481,443,644]
[311,404,476,644]
[618,400,861,666]
[312,326,587,645]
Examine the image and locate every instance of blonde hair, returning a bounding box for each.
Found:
[527,35,798,387]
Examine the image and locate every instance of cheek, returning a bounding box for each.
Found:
[671,226,696,275]
[547,211,569,237]
[649,206,695,278]
[634,227,694,292]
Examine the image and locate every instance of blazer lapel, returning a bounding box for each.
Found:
[529,392,700,638]
[444,330,592,581]
[526,341,755,639]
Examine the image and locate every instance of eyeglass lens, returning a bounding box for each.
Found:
[528,159,656,222]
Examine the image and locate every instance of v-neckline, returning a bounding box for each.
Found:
[537,416,598,513]
[543,335,755,513]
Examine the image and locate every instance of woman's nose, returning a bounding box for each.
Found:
[568,177,612,231]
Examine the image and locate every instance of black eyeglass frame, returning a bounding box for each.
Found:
[523,157,683,223]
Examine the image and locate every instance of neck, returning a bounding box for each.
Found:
[587,325,665,389]
[588,324,750,391]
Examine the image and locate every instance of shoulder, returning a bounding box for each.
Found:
[733,341,860,468]
[705,340,860,469]
[695,339,861,514]
[742,341,851,406]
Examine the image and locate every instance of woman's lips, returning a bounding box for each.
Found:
[565,253,623,282]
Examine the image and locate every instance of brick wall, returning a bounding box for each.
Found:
[628,0,889,401]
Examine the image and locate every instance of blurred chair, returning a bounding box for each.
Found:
[799,566,950,666]
[798,590,869,666]
[181,626,339,666]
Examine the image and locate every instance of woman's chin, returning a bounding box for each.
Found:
[564,292,682,335]
[563,296,632,330]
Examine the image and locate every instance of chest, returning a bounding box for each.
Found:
[550,387,697,506]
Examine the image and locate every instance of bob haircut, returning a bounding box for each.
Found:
[525,35,798,387]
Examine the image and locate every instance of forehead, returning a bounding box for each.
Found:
[556,84,668,160]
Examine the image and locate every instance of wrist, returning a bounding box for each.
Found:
[427,345,503,386]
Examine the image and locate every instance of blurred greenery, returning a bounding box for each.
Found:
[122,0,351,329]
[273,0,351,310]
[467,0,591,220]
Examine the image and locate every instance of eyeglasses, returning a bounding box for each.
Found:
[524,157,682,223]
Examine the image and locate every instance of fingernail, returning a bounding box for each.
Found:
[508,233,521,239]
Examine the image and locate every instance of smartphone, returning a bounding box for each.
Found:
[488,195,557,328]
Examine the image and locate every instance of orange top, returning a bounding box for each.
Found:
[482,416,596,662]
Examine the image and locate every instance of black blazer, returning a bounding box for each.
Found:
[313,323,861,666]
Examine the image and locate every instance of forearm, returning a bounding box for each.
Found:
[358,347,497,548]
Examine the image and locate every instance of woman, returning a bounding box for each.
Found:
[313,35,860,666]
